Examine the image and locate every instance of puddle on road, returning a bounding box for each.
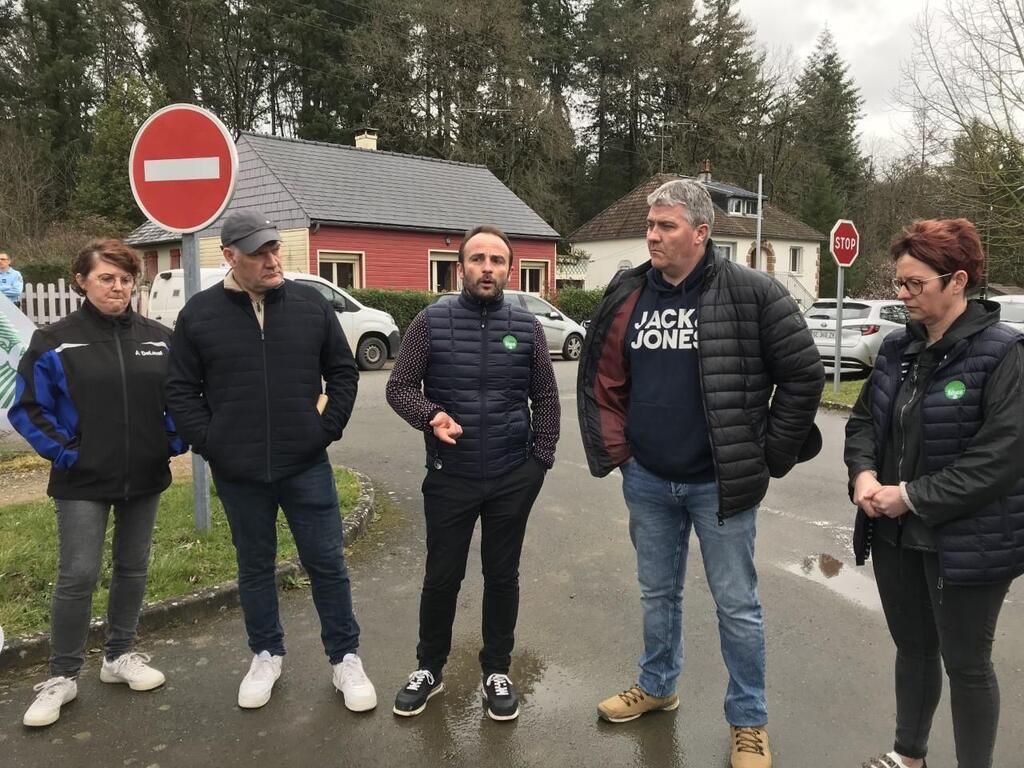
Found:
[782,554,881,611]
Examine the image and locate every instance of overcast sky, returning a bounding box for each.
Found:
[735,0,928,156]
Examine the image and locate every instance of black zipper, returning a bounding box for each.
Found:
[480,304,489,470]
[897,361,919,483]
[114,326,131,499]
[260,321,272,483]
[695,287,724,525]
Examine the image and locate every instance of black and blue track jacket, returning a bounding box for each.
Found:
[9,300,186,501]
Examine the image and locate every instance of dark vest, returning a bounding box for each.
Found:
[423,293,535,478]
[870,325,1024,584]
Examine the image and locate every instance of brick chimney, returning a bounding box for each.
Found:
[697,159,712,183]
[355,128,378,151]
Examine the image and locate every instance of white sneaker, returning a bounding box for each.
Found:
[100,652,166,691]
[862,752,923,768]
[332,653,377,712]
[23,676,77,727]
[238,651,283,709]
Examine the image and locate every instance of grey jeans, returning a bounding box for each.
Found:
[51,495,160,677]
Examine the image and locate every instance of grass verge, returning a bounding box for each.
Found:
[820,378,866,409]
[0,467,359,639]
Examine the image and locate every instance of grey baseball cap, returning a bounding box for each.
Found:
[220,210,281,254]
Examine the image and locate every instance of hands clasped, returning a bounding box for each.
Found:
[853,471,909,519]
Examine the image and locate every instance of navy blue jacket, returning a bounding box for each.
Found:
[422,292,536,478]
[10,301,186,501]
[165,278,358,483]
[847,301,1024,584]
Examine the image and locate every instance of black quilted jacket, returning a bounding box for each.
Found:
[165,279,358,483]
[577,240,825,519]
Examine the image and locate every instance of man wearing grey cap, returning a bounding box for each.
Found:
[165,210,377,712]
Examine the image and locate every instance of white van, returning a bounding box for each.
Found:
[146,268,401,370]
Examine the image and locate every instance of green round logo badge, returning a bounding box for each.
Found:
[502,334,518,351]
[944,380,966,401]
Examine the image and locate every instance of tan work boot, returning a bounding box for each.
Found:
[596,685,679,723]
[730,725,771,768]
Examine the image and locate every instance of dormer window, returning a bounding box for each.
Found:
[727,198,758,216]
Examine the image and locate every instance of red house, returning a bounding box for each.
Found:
[126,130,560,294]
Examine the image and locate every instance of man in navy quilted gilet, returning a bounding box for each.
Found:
[386,224,561,721]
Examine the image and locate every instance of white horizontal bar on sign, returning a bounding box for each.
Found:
[144,157,220,182]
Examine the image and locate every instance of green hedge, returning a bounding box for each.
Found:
[552,288,604,324]
[350,288,435,335]
[349,286,608,334]
[18,256,70,286]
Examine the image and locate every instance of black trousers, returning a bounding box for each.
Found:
[417,457,546,677]
[872,540,1010,767]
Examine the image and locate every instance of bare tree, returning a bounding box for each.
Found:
[901,0,1024,284]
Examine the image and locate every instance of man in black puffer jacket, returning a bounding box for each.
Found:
[578,179,823,767]
[165,211,376,714]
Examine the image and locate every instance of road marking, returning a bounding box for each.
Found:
[760,504,853,534]
[144,157,220,182]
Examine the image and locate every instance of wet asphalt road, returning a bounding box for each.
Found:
[1,361,1022,767]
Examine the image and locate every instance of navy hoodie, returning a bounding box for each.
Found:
[624,261,713,483]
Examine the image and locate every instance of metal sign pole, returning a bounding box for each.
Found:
[833,266,845,394]
[182,232,211,531]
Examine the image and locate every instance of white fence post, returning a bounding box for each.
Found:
[21,280,129,325]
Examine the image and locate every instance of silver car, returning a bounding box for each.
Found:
[439,290,587,360]
[805,299,910,374]
[992,295,1024,333]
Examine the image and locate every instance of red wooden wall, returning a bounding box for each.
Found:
[309,226,557,293]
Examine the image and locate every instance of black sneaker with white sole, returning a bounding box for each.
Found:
[481,673,519,721]
[393,670,444,717]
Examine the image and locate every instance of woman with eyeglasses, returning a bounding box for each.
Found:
[844,219,1024,768]
[9,239,187,727]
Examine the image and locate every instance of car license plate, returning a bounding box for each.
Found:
[812,330,835,340]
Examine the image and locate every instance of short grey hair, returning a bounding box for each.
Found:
[647,179,715,234]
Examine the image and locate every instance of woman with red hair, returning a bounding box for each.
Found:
[845,218,1024,768]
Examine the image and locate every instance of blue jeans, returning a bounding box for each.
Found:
[214,457,360,664]
[621,459,767,726]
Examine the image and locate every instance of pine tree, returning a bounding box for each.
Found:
[17,0,98,215]
[794,29,865,202]
[72,75,153,230]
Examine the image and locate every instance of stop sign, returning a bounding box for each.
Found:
[830,219,860,267]
[129,104,238,233]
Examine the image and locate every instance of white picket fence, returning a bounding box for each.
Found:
[22,280,139,325]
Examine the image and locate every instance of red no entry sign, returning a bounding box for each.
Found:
[830,219,860,268]
[129,104,238,233]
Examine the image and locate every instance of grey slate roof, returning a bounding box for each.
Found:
[124,219,180,246]
[126,132,560,246]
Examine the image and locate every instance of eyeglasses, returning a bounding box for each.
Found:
[892,273,951,296]
[95,274,135,288]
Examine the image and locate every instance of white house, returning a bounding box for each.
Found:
[569,168,826,308]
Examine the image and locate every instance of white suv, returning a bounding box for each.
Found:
[146,269,401,370]
[992,295,1024,332]
[804,299,909,375]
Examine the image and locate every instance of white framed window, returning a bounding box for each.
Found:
[789,246,803,273]
[519,260,548,295]
[727,198,758,216]
[429,251,460,293]
[318,251,363,289]
[716,241,738,261]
